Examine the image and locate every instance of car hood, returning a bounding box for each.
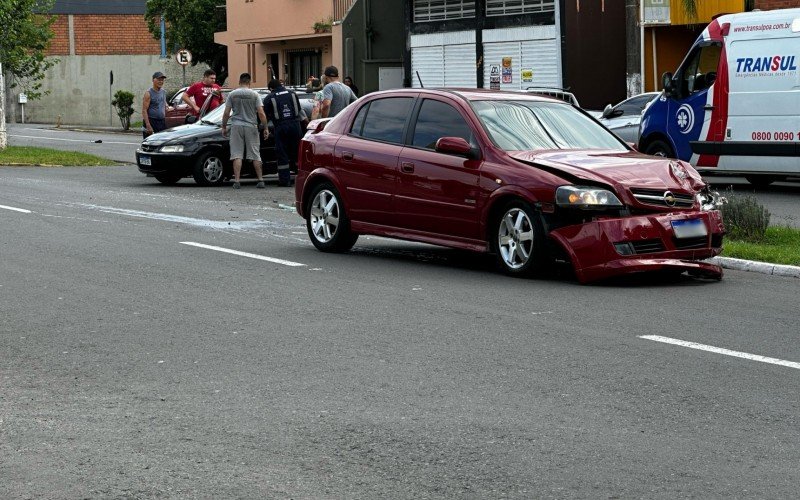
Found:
[144,123,222,145]
[508,150,706,192]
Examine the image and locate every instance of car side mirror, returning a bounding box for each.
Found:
[601,104,614,119]
[662,72,675,96]
[185,115,197,124]
[435,137,478,159]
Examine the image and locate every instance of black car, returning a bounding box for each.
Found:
[136,89,313,186]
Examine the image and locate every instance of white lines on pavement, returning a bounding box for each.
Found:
[0,204,32,214]
[77,204,292,230]
[12,134,139,146]
[639,335,800,370]
[180,242,305,267]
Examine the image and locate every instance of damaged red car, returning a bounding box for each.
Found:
[294,89,725,283]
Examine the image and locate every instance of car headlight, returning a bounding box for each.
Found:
[696,187,726,211]
[555,186,623,209]
[160,144,184,153]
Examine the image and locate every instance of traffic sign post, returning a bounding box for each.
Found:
[176,49,192,86]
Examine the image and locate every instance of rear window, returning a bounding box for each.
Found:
[353,97,414,144]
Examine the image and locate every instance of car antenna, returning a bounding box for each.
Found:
[416,71,424,88]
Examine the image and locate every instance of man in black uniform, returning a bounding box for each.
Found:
[263,79,308,187]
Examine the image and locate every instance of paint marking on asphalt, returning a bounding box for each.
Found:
[639,335,800,370]
[11,134,139,146]
[0,204,32,214]
[180,242,305,267]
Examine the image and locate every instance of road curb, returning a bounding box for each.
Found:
[707,256,800,279]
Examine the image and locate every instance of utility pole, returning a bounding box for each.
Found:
[0,62,7,150]
[625,0,642,98]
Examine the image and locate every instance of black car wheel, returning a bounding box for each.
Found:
[492,200,548,277]
[644,139,675,159]
[306,183,358,252]
[193,151,225,186]
[745,175,777,188]
[154,174,182,185]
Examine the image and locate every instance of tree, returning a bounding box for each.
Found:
[144,0,228,84]
[0,0,56,149]
[111,90,135,130]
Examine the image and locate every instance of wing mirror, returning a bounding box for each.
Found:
[185,115,197,124]
[435,137,479,159]
[601,104,614,119]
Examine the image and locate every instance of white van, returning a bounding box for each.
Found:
[639,8,800,186]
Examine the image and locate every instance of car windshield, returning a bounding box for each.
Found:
[472,100,626,152]
[199,105,226,124]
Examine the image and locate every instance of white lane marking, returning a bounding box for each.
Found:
[77,204,295,230]
[0,204,32,214]
[639,335,800,370]
[180,242,305,267]
[11,134,139,146]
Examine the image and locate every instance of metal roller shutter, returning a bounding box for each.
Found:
[410,31,477,88]
[482,25,560,90]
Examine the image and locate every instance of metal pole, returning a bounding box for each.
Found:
[0,62,7,149]
[183,65,186,87]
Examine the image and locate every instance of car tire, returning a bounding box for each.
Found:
[154,174,182,185]
[492,200,548,277]
[306,183,358,252]
[745,175,777,188]
[644,139,675,159]
[193,151,226,186]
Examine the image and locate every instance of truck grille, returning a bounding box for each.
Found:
[631,188,695,209]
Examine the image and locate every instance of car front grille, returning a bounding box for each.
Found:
[630,239,666,254]
[673,236,709,249]
[631,188,695,209]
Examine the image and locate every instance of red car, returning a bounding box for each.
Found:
[294,89,725,283]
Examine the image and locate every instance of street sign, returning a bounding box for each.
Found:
[176,49,192,66]
[18,93,27,104]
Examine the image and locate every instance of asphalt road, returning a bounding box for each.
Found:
[1,165,798,498]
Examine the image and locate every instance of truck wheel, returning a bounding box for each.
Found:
[193,151,225,186]
[745,175,776,188]
[645,140,675,159]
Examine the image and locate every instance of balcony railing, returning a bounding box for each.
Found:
[333,0,356,22]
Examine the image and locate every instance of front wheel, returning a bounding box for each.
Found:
[306,183,358,252]
[154,174,182,185]
[193,151,226,186]
[644,139,675,159]
[492,200,548,277]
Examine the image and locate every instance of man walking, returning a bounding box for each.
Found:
[221,73,268,189]
[142,71,170,138]
[263,79,308,187]
[320,66,357,118]
[183,69,224,117]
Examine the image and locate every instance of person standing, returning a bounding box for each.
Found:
[221,73,268,189]
[343,76,359,97]
[320,66,357,118]
[183,69,224,117]
[263,79,308,187]
[142,71,170,139]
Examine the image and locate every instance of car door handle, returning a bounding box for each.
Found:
[342,151,354,161]
[704,104,715,110]
[401,162,415,173]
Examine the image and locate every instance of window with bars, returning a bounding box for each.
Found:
[485,0,555,16]
[413,0,476,22]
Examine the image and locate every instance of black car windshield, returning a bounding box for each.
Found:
[472,100,626,152]
[199,105,225,124]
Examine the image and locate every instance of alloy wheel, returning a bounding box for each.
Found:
[309,189,340,243]
[203,156,224,183]
[498,208,535,269]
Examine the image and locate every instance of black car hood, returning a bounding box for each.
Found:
[143,123,222,146]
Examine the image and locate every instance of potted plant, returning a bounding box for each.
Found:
[312,18,332,34]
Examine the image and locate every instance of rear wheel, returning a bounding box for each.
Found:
[154,174,182,185]
[492,200,548,277]
[644,139,675,159]
[193,151,225,186]
[306,183,358,252]
[745,175,777,188]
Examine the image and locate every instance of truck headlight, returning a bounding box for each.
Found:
[555,186,623,209]
[160,144,184,153]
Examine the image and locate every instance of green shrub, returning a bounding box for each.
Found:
[111,90,135,130]
[721,190,770,242]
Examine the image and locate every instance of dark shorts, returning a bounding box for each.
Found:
[143,118,166,139]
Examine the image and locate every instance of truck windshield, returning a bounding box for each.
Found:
[472,100,626,152]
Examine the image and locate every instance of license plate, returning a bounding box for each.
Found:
[139,156,151,166]
[671,218,707,238]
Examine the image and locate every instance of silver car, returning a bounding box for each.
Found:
[589,92,660,145]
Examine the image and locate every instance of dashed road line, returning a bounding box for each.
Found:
[180,241,306,267]
[639,335,800,370]
[0,204,32,214]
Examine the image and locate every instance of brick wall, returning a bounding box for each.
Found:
[754,0,800,9]
[46,14,161,56]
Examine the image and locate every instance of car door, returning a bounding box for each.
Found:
[395,97,483,240]
[334,96,415,226]
[165,88,191,128]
